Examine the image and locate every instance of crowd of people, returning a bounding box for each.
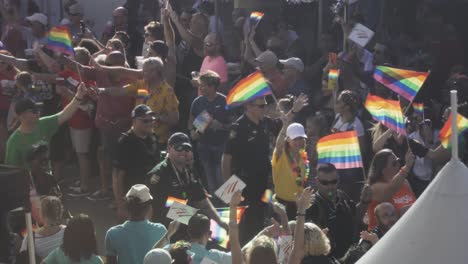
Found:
[1,0,467,263]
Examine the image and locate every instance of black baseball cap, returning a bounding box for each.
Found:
[15,98,42,115]
[131,104,155,118]
[168,132,192,150]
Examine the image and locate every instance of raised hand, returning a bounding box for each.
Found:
[296,187,313,213]
[292,93,309,113]
[230,191,243,207]
[75,83,87,99]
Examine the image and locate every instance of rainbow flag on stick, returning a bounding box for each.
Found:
[373,66,429,102]
[210,207,246,248]
[46,26,74,56]
[226,71,271,108]
[261,189,273,203]
[439,113,468,148]
[165,196,187,207]
[317,131,363,169]
[250,11,264,25]
[413,102,424,115]
[365,93,407,135]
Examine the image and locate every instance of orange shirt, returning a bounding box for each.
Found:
[367,180,416,230]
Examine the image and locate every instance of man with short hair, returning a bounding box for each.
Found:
[105,184,168,264]
[65,2,86,38]
[5,84,87,169]
[359,202,398,248]
[147,132,228,240]
[222,96,281,244]
[188,71,229,193]
[102,7,129,44]
[305,163,371,258]
[113,104,161,220]
[186,213,231,264]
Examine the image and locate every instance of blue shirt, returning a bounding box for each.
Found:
[166,242,232,264]
[105,220,167,264]
[190,93,229,145]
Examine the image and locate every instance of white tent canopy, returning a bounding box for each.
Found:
[357,159,468,263]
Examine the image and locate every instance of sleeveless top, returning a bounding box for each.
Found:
[367,180,416,230]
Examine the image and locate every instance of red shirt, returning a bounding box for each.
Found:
[58,70,95,129]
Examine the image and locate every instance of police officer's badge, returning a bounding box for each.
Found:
[229,123,239,139]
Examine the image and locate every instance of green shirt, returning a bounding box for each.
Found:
[5,114,59,169]
[43,247,103,264]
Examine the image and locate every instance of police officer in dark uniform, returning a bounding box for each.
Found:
[112,104,161,220]
[222,96,282,245]
[147,132,228,241]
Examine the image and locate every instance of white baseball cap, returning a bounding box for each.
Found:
[280,57,304,72]
[26,13,48,26]
[125,184,153,203]
[143,249,171,264]
[286,123,307,139]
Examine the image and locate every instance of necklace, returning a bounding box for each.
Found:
[170,159,189,199]
[286,149,310,187]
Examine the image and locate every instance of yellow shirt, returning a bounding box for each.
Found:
[272,148,305,202]
[125,80,179,144]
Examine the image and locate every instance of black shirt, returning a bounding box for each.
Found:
[146,157,206,225]
[113,130,160,191]
[305,190,356,258]
[224,114,280,202]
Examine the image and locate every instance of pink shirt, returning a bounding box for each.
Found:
[199,55,228,95]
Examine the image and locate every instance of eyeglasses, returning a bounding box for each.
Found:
[318,179,338,186]
[174,144,192,152]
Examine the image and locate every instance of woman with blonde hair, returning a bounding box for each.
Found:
[20,196,66,259]
[300,223,339,264]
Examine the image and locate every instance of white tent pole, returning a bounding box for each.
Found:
[26,212,36,264]
[450,90,458,160]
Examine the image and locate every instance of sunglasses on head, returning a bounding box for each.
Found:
[174,144,192,152]
[318,179,338,186]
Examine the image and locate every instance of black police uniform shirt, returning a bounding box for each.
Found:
[146,157,206,225]
[224,114,281,202]
[112,130,160,191]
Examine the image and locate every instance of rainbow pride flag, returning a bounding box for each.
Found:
[413,102,424,115]
[373,66,429,102]
[250,11,264,25]
[226,71,271,108]
[439,113,468,148]
[317,131,363,169]
[365,93,407,135]
[261,189,273,203]
[46,26,74,56]
[210,207,246,248]
[165,196,187,207]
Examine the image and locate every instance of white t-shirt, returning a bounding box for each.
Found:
[333,114,365,137]
[20,225,66,259]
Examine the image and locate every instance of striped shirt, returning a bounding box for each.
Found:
[20,225,66,259]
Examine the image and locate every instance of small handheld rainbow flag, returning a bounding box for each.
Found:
[261,189,273,203]
[136,89,149,99]
[327,69,340,91]
[439,113,468,148]
[165,196,187,208]
[365,93,407,135]
[46,26,74,56]
[250,11,264,25]
[373,66,429,102]
[210,207,246,248]
[317,131,363,169]
[226,71,271,108]
[413,102,424,115]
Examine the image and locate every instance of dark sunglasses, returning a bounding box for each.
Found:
[174,144,192,152]
[318,179,338,186]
